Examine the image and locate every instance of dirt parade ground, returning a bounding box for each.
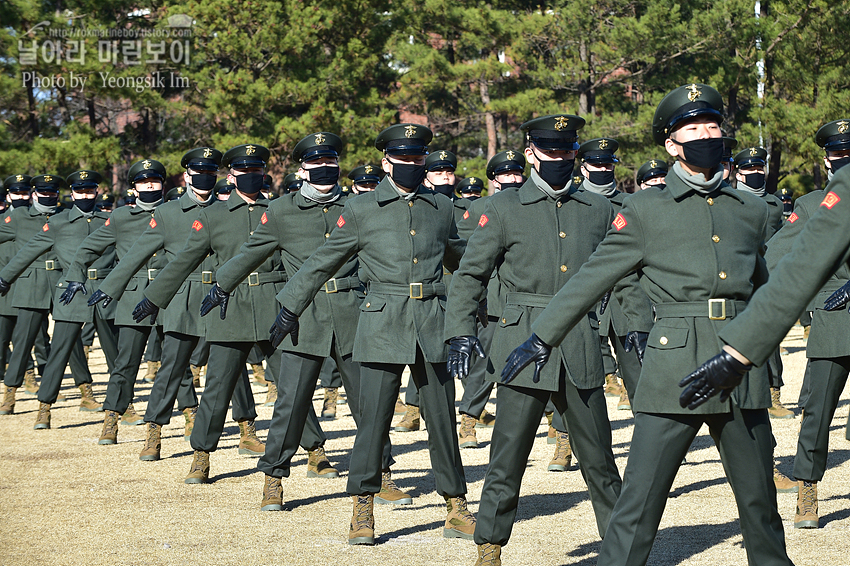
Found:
[1,323,849,566]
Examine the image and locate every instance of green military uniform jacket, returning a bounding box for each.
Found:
[0,205,65,310]
[531,167,772,414]
[720,166,850,366]
[280,177,465,364]
[0,209,18,317]
[0,207,115,323]
[215,188,357,357]
[456,195,502,310]
[445,179,613,391]
[143,195,286,343]
[66,204,168,327]
[453,197,473,225]
[762,192,784,241]
[96,192,214,336]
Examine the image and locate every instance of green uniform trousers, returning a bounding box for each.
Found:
[318,357,342,389]
[349,346,466,497]
[81,320,95,348]
[103,325,157,414]
[793,356,850,482]
[475,371,621,545]
[37,317,119,405]
[143,328,163,363]
[458,317,497,418]
[5,308,88,388]
[259,336,390,477]
[0,314,15,382]
[190,338,209,367]
[597,407,791,566]
[144,332,200,425]
[609,331,642,404]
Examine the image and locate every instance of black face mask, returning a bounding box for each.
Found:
[391,162,427,190]
[587,169,616,186]
[37,194,59,207]
[498,181,524,191]
[74,198,97,213]
[536,159,574,187]
[11,199,28,208]
[742,172,765,189]
[830,156,850,174]
[671,137,724,171]
[431,183,455,196]
[190,173,217,191]
[234,172,264,195]
[306,165,340,186]
[137,190,162,203]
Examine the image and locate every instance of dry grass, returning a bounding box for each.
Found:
[0,323,847,565]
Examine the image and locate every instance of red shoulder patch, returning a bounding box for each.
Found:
[612,213,627,231]
[105,218,110,226]
[261,212,268,224]
[336,216,345,228]
[4,217,10,224]
[149,218,157,228]
[821,191,841,209]
[462,210,470,220]
[787,212,798,223]
[42,223,49,232]
[478,214,489,227]
[192,220,203,231]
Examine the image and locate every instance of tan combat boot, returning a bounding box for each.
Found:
[475,543,502,566]
[795,481,819,528]
[547,425,557,444]
[618,387,632,411]
[459,414,478,449]
[98,410,120,444]
[139,423,162,461]
[78,383,103,412]
[251,363,267,386]
[394,397,406,416]
[375,469,413,505]
[774,466,798,493]
[477,409,495,428]
[393,405,420,432]
[144,360,160,383]
[349,495,375,545]
[183,406,197,441]
[237,420,265,455]
[0,386,16,415]
[548,431,572,472]
[604,373,622,397]
[83,345,91,362]
[23,369,38,395]
[190,364,203,388]
[33,402,51,430]
[307,446,339,478]
[185,450,210,484]
[121,403,144,426]
[443,496,476,539]
[261,474,284,511]
[263,381,277,407]
[322,388,338,419]
[768,387,794,419]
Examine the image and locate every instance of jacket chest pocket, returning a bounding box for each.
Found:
[498,306,523,327]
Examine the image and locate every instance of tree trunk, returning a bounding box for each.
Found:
[479,80,497,192]
[767,144,781,195]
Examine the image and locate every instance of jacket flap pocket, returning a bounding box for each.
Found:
[648,327,688,349]
[361,296,386,312]
[499,306,523,327]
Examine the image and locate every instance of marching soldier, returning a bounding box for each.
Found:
[456,177,484,201]
[269,124,474,545]
[503,85,793,566]
[446,117,623,564]
[347,165,383,194]
[282,173,302,194]
[132,144,289,484]
[0,171,121,429]
[0,176,28,395]
[721,136,738,181]
[424,149,458,198]
[0,175,99,415]
[635,159,668,190]
[214,178,233,200]
[203,132,406,510]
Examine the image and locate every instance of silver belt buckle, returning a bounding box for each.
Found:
[202,271,213,284]
[87,268,98,280]
[708,298,726,320]
[45,260,55,271]
[324,278,338,293]
[409,282,423,299]
[248,272,260,286]
[147,268,157,281]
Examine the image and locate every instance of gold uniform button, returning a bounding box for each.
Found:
[560,265,567,272]
[559,231,566,238]
[408,201,414,207]
[501,318,507,323]
[250,231,254,235]
[719,271,727,279]
[660,336,668,345]
[324,233,330,238]
[413,258,418,264]
[323,207,328,213]
[556,201,562,208]
[712,235,720,243]
[707,198,714,205]
[365,303,371,308]
[410,229,416,236]
[152,253,157,257]
[87,218,91,223]
[249,206,254,211]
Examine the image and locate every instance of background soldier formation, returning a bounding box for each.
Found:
[4,83,850,566]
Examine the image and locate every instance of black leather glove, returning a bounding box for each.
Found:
[132,297,159,325]
[501,333,552,385]
[679,350,751,410]
[599,291,612,315]
[476,299,489,328]
[59,281,87,305]
[623,331,649,365]
[824,280,850,311]
[87,289,113,308]
[0,277,10,297]
[269,306,299,349]
[200,283,230,320]
[447,336,486,380]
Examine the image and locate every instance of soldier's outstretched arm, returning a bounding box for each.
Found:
[442,215,466,273]
[66,214,118,282]
[216,206,281,293]
[0,224,55,283]
[96,214,165,300]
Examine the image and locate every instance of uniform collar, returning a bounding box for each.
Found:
[665,167,746,204]
[294,190,345,209]
[179,191,203,211]
[518,178,592,205]
[227,191,268,211]
[374,177,438,208]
